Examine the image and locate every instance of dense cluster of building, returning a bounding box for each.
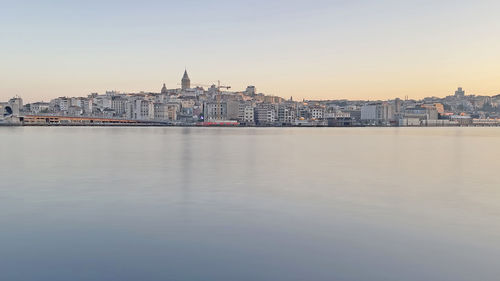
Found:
[2,71,500,126]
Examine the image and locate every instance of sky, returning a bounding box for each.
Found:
[2,0,500,102]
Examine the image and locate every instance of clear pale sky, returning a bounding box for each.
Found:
[2,0,500,102]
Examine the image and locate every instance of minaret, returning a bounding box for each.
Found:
[181,69,191,90]
[161,83,167,94]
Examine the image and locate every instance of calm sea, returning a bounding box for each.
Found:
[1,127,500,281]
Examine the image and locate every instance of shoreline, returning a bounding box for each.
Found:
[2,123,500,128]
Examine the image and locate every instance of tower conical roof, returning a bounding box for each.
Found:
[182,70,190,80]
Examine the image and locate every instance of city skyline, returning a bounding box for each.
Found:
[3,0,500,102]
[4,69,499,128]
[4,69,496,105]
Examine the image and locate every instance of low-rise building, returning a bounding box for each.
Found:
[30,102,50,114]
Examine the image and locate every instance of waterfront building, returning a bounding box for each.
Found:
[398,117,421,126]
[154,103,170,120]
[326,111,353,127]
[296,105,311,120]
[132,99,154,120]
[204,102,228,121]
[236,102,255,124]
[226,101,240,120]
[403,107,437,121]
[309,106,325,120]
[360,103,393,124]
[277,105,295,124]
[255,103,277,125]
[243,106,255,124]
[394,98,403,114]
[111,96,127,116]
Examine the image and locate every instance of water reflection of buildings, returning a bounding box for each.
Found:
[180,128,193,204]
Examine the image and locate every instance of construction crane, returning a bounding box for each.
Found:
[215,81,231,120]
[177,81,231,92]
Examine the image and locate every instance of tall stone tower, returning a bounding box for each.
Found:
[181,70,191,90]
[455,87,465,98]
[161,83,167,94]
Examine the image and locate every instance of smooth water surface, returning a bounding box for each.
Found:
[1,127,500,281]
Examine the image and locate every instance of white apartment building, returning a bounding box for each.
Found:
[309,107,325,120]
[278,106,295,124]
[111,97,127,116]
[242,105,254,123]
[133,100,154,120]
